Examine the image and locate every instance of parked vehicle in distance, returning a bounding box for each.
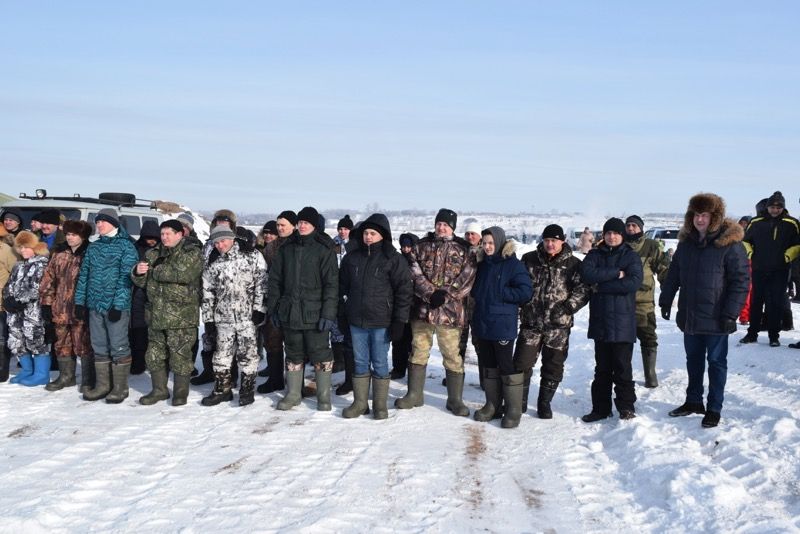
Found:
[644,227,680,252]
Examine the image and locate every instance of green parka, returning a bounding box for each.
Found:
[627,235,670,316]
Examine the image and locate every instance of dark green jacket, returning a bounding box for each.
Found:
[627,236,670,313]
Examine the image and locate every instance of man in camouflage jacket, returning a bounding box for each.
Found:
[132,220,204,406]
[396,208,477,417]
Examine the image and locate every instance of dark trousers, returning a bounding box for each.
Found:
[129,326,149,373]
[477,339,516,376]
[391,322,413,373]
[591,341,636,414]
[748,269,789,340]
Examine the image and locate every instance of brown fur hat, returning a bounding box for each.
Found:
[14,230,49,256]
[212,209,237,230]
[685,193,726,233]
[63,220,93,241]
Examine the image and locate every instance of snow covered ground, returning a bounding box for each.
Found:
[2,255,799,533]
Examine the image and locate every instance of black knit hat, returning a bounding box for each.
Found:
[277,210,298,226]
[435,208,458,232]
[38,209,61,225]
[602,217,626,236]
[625,215,644,231]
[541,224,565,241]
[160,219,184,234]
[263,220,278,236]
[297,206,319,227]
[337,214,354,230]
[768,191,785,208]
[1,208,23,225]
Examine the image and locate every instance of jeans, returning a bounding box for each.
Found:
[684,333,728,413]
[350,326,390,378]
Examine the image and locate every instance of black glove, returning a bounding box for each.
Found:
[252,311,266,325]
[550,302,572,322]
[3,296,23,313]
[429,290,447,309]
[270,312,281,328]
[390,321,406,343]
[204,322,216,337]
[660,306,671,321]
[318,318,337,333]
[41,305,52,322]
[721,317,737,334]
[74,304,87,321]
[108,308,122,323]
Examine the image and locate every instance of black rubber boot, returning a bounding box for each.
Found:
[394,363,426,409]
[521,369,532,413]
[474,368,501,422]
[45,357,76,391]
[501,373,524,428]
[172,374,191,406]
[257,350,285,393]
[343,374,371,418]
[239,373,256,406]
[105,359,131,404]
[444,370,469,417]
[191,350,215,385]
[83,359,112,401]
[201,370,233,406]
[335,347,354,395]
[642,347,658,388]
[536,379,558,419]
[139,367,170,405]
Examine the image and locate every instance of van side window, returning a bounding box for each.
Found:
[120,215,141,236]
[142,216,159,227]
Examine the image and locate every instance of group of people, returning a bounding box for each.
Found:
[1,189,798,429]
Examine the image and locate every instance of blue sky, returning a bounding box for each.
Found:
[1,2,798,216]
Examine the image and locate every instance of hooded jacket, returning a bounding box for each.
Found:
[39,240,89,324]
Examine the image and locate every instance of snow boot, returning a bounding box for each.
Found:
[139,367,170,405]
[372,376,390,420]
[642,347,658,388]
[395,363,426,409]
[445,370,469,417]
[501,373,524,428]
[474,368,501,422]
[172,374,191,406]
[335,346,354,395]
[668,402,705,417]
[257,350,285,393]
[45,357,76,391]
[79,354,96,394]
[277,368,304,411]
[9,354,33,384]
[201,370,233,406]
[701,411,721,428]
[536,378,558,419]
[739,332,757,344]
[20,354,52,386]
[521,368,532,413]
[83,359,112,401]
[190,350,214,385]
[343,374,371,418]
[315,363,332,411]
[105,358,131,403]
[239,373,256,406]
[581,411,613,423]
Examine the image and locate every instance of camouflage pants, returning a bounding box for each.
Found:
[7,311,48,356]
[635,310,658,349]
[409,320,463,373]
[283,327,332,364]
[514,327,570,382]
[146,327,197,376]
[213,323,259,376]
[53,322,92,358]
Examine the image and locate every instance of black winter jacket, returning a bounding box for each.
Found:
[743,210,800,272]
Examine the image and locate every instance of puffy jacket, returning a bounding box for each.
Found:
[39,241,88,325]
[520,242,590,332]
[132,238,204,330]
[265,231,338,330]
[743,211,800,272]
[580,242,643,343]
[74,226,139,313]
[339,213,413,329]
[626,235,670,311]
[4,253,49,355]
[470,241,532,341]
[659,219,749,335]
[408,233,477,328]
[202,241,267,325]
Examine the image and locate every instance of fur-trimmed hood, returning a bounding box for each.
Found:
[679,217,744,248]
[477,240,517,262]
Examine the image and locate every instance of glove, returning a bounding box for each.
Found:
[390,321,406,343]
[270,312,281,328]
[252,311,266,325]
[74,305,87,321]
[41,305,52,322]
[204,322,216,337]
[660,307,671,321]
[3,296,23,313]
[429,290,447,309]
[721,317,737,334]
[108,308,122,322]
[318,318,337,333]
[549,302,572,322]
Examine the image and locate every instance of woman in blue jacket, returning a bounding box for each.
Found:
[470,226,533,428]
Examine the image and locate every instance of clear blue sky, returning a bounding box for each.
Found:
[2,1,798,216]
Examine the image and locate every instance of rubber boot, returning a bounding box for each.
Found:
[501,373,524,428]
[343,374,371,418]
[83,359,112,401]
[315,364,332,411]
[239,373,256,406]
[444,370,470,417]
[372,377,390,420]
[536,379,558,419]
[139,367,170,405]
[521,369,532,413]
[172,374,191,406]
[474,368,501,422]
[45,357,77,391]
[190,350,214,385]
[642,347,658,388]
[20,354,52,386]
[80,355,96,394]
[201,369,233,406]
[257,350,285,393]
[395,363,426,409]
[0,344,10,382]
[335,347,354,395]
[105,359,131,403]
[9,354,33,384]
[277,368,303,411]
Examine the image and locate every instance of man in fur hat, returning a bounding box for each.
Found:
[660,193,749,428]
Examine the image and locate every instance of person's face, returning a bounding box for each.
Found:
[41,222,58,236]
[401,244,413,254]
[604,231,623,247]
[338,227,350,240]
[264,233,277,243]
[214,238,234,254]
[18,246,34,259]
[95,220,114,236]
[482,234,495,255]
[465,231,481,246]
[362,228,383,246]
[30,220,42,232]
[297,220,315,236]
[543,238,564,256]
[767,204,784,218]
[3,217,20,232]
[161,228,182,248]
[693,212,711,234]
[738,219,749,229]
[276,218,294,238]
[625,223,641,236]
[65,232,83,249]
[435,221,453,238]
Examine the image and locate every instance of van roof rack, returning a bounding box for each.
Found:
[18,190,157,210]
